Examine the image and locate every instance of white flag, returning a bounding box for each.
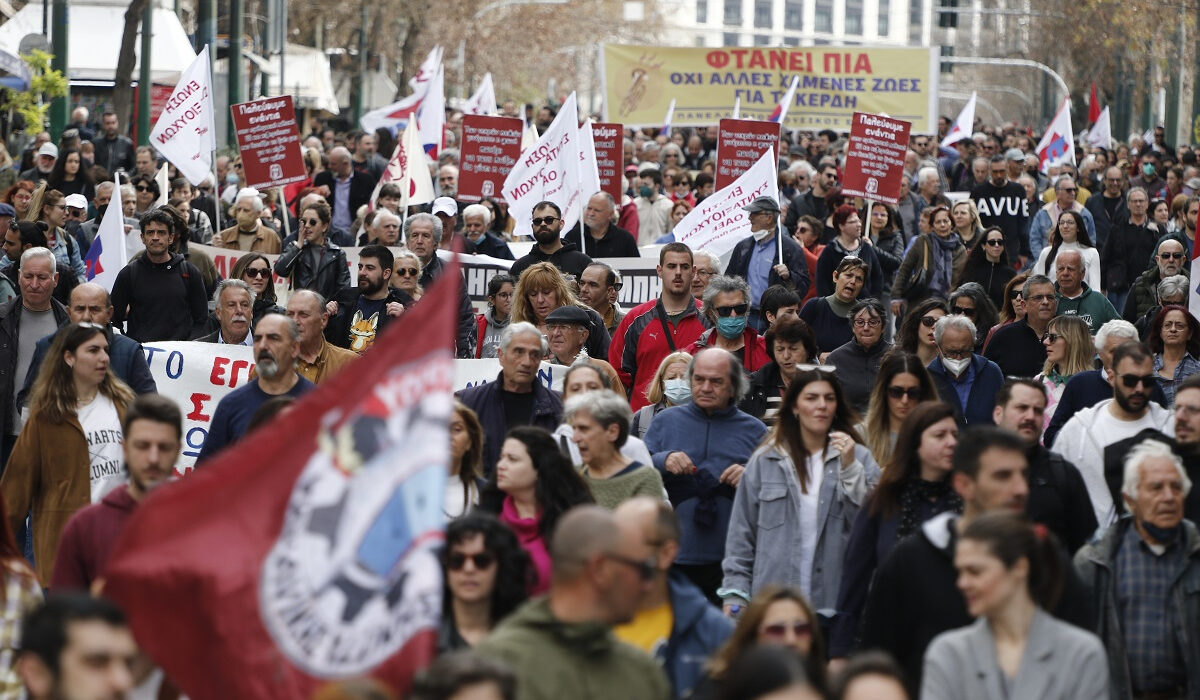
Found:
[941,91,976,148]
[464,73,497,116]
[409,45,443,92]
[502,92,584,239]
[154,164,169,209]
[148,45,215,186]
[418,64,446,159]
[578,119,601,202]
[371,120,435,209]
[665,149,778,257]
[1035,98,1075,173]
[1086,106,1112,149]
[84,174,129,291]
[360,46,442,134]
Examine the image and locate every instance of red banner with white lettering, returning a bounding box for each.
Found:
[459,115,523,203]
[714,118,782,189]
[840,111,911,205]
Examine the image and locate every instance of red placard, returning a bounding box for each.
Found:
[841,111,912,205]
[590,122,624,201]
[459,115,523,203]
[715,119,782,189]
[229,96,307,190]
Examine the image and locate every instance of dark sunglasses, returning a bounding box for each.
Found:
[985,238,1005,247]
[446,552,496,571]
[1061,188,1077,194]
[760,621,813,638]
[952,305,976,317]
[1041,332,1062,343]
[397,267,420,277]
[887,386,923,400]
[1160,252,1186,260]
[920,315,940,328]
[1119,373,1157,389]
[605,553,657,581]
[715,303,749,317]
[302,218,321,227]
[244,267,271,278]
[135,185,152,192]
[532,216,559,226]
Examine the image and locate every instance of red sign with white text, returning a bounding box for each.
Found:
[459,115,523,203]
[590,122,624,201]
[229,96,307,190]
[841,111,911,205]
[715,118,782,189]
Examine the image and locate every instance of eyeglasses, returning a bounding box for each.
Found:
[604,553,658,581]
[715,303,749,317]
[302,218,321,227]
[532,216,559,226]
[1118,373,1157,389]
[396,267,420,277]
[1027,294,1056,303]
[695,269,716,278]
[951,305,976,317]
[941,348,973,359]
[760,621,813,639]
[852,317,882,328]
[1061,188,1077,194]
[887,386,923,400]
[1160,252,1186,260]
[244,268,271,278]
[1041,332,1062,343]
[795,227,811,234]
[233,163,243,169]
[985,238,1005,247]
[446,551,496,571]
[920,315,940,328]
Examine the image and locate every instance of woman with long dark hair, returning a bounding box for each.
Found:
[957,226,1016,310]
[479,426,594,594]
[1035,211,1101,292]
[447,401,484,518]
[897,297,948,367]
[859,352,938,467]
[45,147,95,200]
[722,369,880,628]
[274,199,351,301]
[437,512,531,653]
[2,323,135,583]
[948,283,998,352]
[230,253,286,323]
[868,202,905,334]
[829,402,961,663]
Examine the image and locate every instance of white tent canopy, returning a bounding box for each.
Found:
[0,0,195,83]
[267,43,339,115]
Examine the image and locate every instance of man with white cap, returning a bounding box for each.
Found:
[724,195,810,332]
[433,196,471,253]
[18,143,56,185]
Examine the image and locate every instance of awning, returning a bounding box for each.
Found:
[266,44,339,114]
[0,0,195,83]
[0,46,29,90]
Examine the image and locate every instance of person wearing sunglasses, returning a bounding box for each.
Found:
[1054,341,1176,526]
[1028,175,1096,273]
[476,506,669,700]
[227,253,285,326]
[958,226,1016,310]
[896,297,948,368]
[705,586,829,696]
[273,201,350,302]
[438,512,531,653]
[831,402,959,667]
[948,283,998,352]
[825,299,892,414]
[1125,237,1188,326]
[1033,315,1095,432]
[685,275,769,375]
[507,201,593,282]
[858,352,938,467]
[389,249,425,302]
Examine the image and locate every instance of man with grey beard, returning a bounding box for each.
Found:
[196,313,314,464]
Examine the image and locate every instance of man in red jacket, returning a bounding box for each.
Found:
[51,394,182,591]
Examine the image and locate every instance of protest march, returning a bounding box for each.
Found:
[0,15,1198,700]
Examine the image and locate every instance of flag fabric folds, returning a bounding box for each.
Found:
[83,173,128,291]
[767,77,800,124]
[148,45,216,186]
[1035,98,1075,173]
[502,92,585,239]
[657,149,778,257]
[360,46,443,134]
[941,91,976,148]
[370,121,436,210]
[463,73,497,116]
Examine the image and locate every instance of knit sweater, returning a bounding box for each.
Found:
[580,461,665,510]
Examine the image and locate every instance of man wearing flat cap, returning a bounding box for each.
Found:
[544,305,623,386]
[724,195,810,332]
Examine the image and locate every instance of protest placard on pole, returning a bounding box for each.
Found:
[590,122,624,202]
[714,118,782,189]
[840,111,912,205]
[459,115,523,203]
[229,95,308,190]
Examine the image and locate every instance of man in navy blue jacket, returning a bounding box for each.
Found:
[927,314,1004,426]
[725,196,810,331]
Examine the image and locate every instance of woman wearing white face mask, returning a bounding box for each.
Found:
[630,351,693,440]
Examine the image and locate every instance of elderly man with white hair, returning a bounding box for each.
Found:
[461,203,513,259]
[216,188,280,253]
[368,209,402,247]
[1052,248,1119,334]
[927,313,1005,427]
[1075,438,1200,700]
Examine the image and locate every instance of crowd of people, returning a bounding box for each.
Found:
[0,102,1197,700]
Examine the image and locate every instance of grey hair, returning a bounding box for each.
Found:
[1022,274,1055,299]
[563,390,634,448]
[1055,248,1086,274]
[212,278,256,306]
[1094,319,1138,351]
[849,298,885,321]
[1121,439,1192,512]
[19,246,56,272]
[1158,274,1190,301]
[404,212,443,244]
[918,166,939,184]
[686,347,750,403]
[259,312,300,342]
[461,203,492,226]
[933,313,977,345]
[1053,175,1076,191]
[373,209,400,230]
[499,321,548,356]
[788,160,816,177]
[701,275,750,312]
[660,143,684,163]
[236,191,265,213]
[1127,186,1148,200]
[120,183,136,202]
[393,247,423,271]
[693,250,721,273]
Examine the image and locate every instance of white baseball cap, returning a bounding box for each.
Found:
[432,196,458,217]
[64,194,88,210]
[37,142,58,159]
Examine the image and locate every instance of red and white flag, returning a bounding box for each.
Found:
[1088,82,1101,125]
[418,63,446,158]
[463,73,497,116]
[941,91,976,148]
[370,120,436,209]
[360,46,443,134]
[1035,98,1075,173]
[104,269,460,698]
[149,45,216,186]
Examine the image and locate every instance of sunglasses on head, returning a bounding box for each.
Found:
[887,386,923,400]
[760,621,813,639]
[446,552,495,571]
[244,267,271,278]
[1119,373,1157,389]
[715,303,749,317]
[397,267,420,277]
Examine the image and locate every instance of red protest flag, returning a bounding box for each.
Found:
[1088,82,1101,125]
[104,265,460,699]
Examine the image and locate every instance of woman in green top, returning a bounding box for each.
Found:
[564,390,665,510]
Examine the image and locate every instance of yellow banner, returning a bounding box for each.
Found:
[603,44,938,133]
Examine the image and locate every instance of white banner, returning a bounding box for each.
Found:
[502,92,584,239]
[149,45,216,186]
[663,148,778,257]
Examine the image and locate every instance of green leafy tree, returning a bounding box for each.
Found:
[0,50,68,132]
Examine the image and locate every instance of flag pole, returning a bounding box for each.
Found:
[211,148,221,237]
[277,186,291,240]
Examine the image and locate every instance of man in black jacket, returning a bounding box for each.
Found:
[725,196,810,332]
[1084,166,1128,253]
[325,245,413,353]
[563,192,640,258]
[992,378,1098,552]
[508,201,592,280]
[110,210,208,342]
[404,213,479,358]
[92,112,136,175]
[971,155,1031,267]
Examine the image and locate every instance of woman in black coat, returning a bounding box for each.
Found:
[274,199,351,301]
[955,226,1016,310]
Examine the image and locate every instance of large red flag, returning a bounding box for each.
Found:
[1088,82,1101,125]
[104,267,459,698]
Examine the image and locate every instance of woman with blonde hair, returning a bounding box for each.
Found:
[2,323,135,583]
[1035,315,1094,429]
[631,351,692,439]
[25,185,84,279]
[511,262,610,359]
[390,248,424,301]
[950,199,983,250]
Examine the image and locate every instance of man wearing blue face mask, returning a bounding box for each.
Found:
[725,196,810,332]
[685,275,769,376]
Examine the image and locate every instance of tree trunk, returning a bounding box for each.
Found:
[113,0,150,134]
